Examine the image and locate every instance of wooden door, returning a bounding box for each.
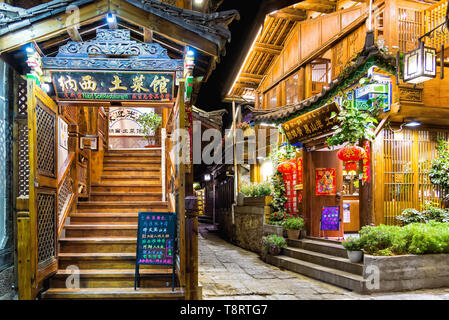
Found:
[308,150,343,238]
[27,80,59,289]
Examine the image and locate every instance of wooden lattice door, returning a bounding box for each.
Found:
[27,80,59,287]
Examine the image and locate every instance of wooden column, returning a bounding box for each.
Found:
[16,197,33,300]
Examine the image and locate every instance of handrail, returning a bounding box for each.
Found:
[57,152,75,188]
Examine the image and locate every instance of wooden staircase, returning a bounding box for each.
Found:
[41,149,184,300]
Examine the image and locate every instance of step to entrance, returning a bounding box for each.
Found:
[76,201,168,213]
[59,237,137,253]
[100,175,160,183]
[65,224,138,238]
[41,287,184,300]
[90,192,162,202]
[266,238,367,294]
[58,252,161,269]
[90,183,163,193]
[267,254,367,294]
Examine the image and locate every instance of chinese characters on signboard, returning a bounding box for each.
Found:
[51,71,175,102]
[137,212,175,266]
[281,102,340,145]
[315,168,336,196]
[320,206,340,231]
[109,107,145,136]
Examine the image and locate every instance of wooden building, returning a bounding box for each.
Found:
[0,0,238,300]
[225,0,449,237]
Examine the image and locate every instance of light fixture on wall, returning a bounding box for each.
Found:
[403,41,437,84]
[107,13,116,24]
[204,174,211,181]
[389,119,422,132]
[403,4,448,84]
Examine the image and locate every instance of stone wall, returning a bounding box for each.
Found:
[216,208,234,242]
[364,254,449,293]
[233,206,265,253]
[0,266,15,300]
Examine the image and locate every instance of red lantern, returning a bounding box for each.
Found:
[337,146,366,172]
[277,161,296,174]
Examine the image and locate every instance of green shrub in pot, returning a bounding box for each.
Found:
[283,217,304,240]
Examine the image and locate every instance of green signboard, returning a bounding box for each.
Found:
[51,71,175,102]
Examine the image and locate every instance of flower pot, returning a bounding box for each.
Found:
[347,250,364,263]
[268,247,282,256]
[286,229,300,240]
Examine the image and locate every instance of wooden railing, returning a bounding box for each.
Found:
[57,152,75,237]
[424,0,449,50]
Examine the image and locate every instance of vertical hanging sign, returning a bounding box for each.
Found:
[363,140,370,183]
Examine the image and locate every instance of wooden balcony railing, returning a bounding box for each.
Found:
[424,0,449,51]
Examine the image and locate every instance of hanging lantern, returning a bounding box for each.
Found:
[277,160,296,174]
[403,41,436,84]
[337,146,366,172]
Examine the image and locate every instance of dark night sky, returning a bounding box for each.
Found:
[195,0,298,129]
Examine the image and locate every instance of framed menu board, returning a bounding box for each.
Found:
[134,211,176,291]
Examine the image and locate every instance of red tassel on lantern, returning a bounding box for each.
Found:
[337,146,366,172]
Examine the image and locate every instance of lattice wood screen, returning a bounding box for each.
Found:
[36,103,56,177]
[398,7,424,53]
[382,128,449,225]
[37,192,56,265]
[17,78,29,197]
[424,1,449,50]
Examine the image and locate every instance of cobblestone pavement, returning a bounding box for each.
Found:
[198,225,449,300]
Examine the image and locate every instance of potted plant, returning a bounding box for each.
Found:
[261,234,287,260]
[342,237,364,263]
[283,217,305,240]
[136,111,162,148]
[241,182,272,206]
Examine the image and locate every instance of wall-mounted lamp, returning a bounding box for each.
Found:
[403,4,448,84]
[403,41,437,84]
[107,13,116,24]
[204,174,211,181]
[390,119,422,132]
[26,45,35,54]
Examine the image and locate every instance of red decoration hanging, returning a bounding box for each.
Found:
[337,146,366,172]
[277,161,296,174]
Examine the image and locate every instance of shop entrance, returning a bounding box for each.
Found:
[306,150,343,238]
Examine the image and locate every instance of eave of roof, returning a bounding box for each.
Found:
[254,44,397,124]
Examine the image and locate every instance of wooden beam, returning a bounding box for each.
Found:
[239,73,263,83]
[294,0,336,13]
[235,81,258,89]
[40,23,107,50]
[67,26,83,42]
[111,0,219,57]
[269,8,308,21]
[254,42,283,55]
[144,28,153,43]
[0,0,108,54]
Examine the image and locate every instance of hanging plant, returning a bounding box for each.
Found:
[326,92,378,148]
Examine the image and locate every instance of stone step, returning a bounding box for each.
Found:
[283,247,363,275]
[41,287,184,300]
[49,269,175,288]
[288,239,348,258]
[266,254,367,294]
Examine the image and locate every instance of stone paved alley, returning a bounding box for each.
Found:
[198,224,449,300]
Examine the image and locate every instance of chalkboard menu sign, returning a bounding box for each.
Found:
[51,71,175,102]
[135,211,176,291]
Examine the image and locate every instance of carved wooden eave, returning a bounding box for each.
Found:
[126,0,240,56]
[0,0,239,58]
[42,29,183,72]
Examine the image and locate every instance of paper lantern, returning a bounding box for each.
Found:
[277,161,296,174]
[403,41,436,84]
[337,146,366,172]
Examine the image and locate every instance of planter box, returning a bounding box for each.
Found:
[263,223,283,237]
[243,196,272,207]
[363,253,449,293]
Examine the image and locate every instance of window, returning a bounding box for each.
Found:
[285,73,299,105]
[267,88,277,108]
